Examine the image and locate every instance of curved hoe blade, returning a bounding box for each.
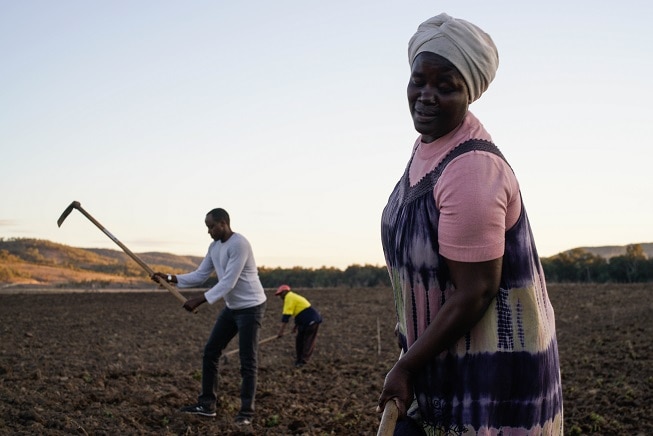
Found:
[57,201,81,227]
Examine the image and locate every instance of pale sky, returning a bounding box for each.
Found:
[2,1,652,269]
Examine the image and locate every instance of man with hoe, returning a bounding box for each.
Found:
[152,208,266,426]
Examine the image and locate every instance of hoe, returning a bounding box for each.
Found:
[57,200,188,306]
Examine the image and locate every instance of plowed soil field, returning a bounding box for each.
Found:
[1,283,651,435]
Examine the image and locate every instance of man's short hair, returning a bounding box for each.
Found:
[207,208,230,225]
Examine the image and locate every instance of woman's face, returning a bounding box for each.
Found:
[407,52,469,143]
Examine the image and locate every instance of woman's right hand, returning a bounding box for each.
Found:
[377,360,414,419]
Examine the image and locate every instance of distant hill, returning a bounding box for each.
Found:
[566,243,653,259]
[0,238,203,288]
[85,248,203,271]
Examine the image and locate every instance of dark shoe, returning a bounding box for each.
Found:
[180,403,216,417]
[234,415,252,426]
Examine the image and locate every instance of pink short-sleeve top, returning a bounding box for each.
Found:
[408,111,521,262]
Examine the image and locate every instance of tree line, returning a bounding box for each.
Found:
[263,244,653,287]
[540,244,653,283]
[2,238,651,287]
[235,244,653,288]
[215,264,392,289]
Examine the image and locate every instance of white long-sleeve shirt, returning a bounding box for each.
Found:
[175,233,266,309]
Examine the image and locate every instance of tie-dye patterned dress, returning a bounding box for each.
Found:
[381,139,563,435]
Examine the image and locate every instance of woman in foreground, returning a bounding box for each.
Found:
[378,13,563,435]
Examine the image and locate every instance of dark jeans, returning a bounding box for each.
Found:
[296,322,319,365]
[198,301,266,418]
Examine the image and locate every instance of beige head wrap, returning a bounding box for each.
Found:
[408,13,499,102]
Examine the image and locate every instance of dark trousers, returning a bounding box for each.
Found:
[295,322,319,365]
[393,417,427,436]
[199,302,266,418]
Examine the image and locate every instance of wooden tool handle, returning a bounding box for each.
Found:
[74,203,188,305]
[377,400,398,436]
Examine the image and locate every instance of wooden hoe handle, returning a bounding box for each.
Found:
[223,335,278,358]
[377,400,399,436]
[57,201,188,305]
